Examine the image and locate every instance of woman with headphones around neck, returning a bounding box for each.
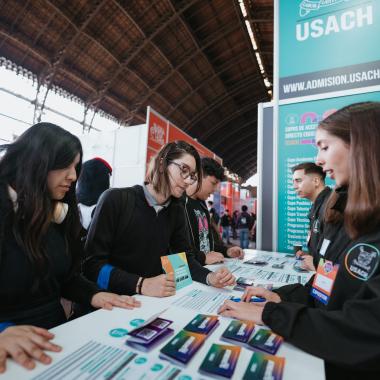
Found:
[0,123,140,373]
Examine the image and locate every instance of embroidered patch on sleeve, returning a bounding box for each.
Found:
[345,243,380,281]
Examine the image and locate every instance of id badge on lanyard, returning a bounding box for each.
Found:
[311,259,339,305]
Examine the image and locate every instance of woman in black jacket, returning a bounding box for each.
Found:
[84,141,235,297]
[219,102,380,380]
[0,123,139,373]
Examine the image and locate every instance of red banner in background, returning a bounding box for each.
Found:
[147,110,167,152]
[146,107,222,166]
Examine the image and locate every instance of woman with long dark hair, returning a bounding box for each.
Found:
[0,123,139,373]
[84,141,235,298]
[219,102,380,379]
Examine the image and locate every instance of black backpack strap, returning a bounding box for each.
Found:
[116,186,136,238]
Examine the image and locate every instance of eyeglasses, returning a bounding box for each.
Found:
[169,161,198,183]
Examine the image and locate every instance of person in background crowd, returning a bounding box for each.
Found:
[77,157,112,230]
[292,162,331,271]
[237,205,253,249]
[219,102,380,380]
[220,209,231,244]
[0,123,139,373]
[231,210,239,239]
[83,141,235,299]
[250,211,257,243]
[184,157,244,265]
[207,200,220,225]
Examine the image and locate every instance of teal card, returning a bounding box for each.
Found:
[161,252,193,290]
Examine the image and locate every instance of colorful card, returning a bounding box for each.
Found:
[221,320,255,343]
[161,252,193,290]
[199,343,241,379]
[183,314,219,335]
[243,351,285,380]
[126,327,174,351]
[127,317,173,344]
[247,329,283,355]
[159,330,206,365]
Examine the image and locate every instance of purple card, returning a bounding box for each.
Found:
[127,317,173,344]
[126,327,174,351]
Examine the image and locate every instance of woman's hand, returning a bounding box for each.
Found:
[300,255,316,271]
[218,300,264,324]
[241,286,281,305]
[207,267,236,288]
[226,246,244,259]
[91,293,141,310]
[141,273,176,297]
[0,325,62,373]
[205,251,225,264]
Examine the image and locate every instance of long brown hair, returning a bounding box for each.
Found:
[319,102,380,239]
[146,141,202,199]
[0,123,83,270]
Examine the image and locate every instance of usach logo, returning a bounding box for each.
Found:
[296,0,373,42]
[299,0,350,17]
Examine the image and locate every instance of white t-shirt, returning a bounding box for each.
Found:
[78,203,96,230]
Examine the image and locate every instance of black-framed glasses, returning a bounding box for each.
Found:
[169,161,198,183]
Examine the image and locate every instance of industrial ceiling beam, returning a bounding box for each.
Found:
[87,0,201,123]
[0,22,145,123]
[183,75,261,130]
[201,100,263,140]
[168,48,249,116]
[128,21,242,121]
[43,0,187,123]
[166,0,245,126]
[211,119,256,151]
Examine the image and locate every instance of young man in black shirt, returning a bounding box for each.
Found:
[292,162,331,270]
[184,157,244,265]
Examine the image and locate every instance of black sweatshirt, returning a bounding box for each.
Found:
[183,196,228,265]
[83,186,210,295]
[307,186,331,257]
[0,186,100,329]
[264,188,380,379]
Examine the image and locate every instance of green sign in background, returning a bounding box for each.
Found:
[280,0,380,78]
[277,91,380,253]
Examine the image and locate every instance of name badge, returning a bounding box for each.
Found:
[310,259,339,305]
[319,238,330,257]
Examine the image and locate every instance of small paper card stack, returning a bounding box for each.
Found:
[243,351,285,380]
[221,319,256,344]
[126,316,173,351]
[247,329,283,355]
[199,343,241,379]
[183,314,219,335]
[159,330,206,365]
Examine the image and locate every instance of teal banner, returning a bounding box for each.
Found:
[277,91,380,253]
[279,0,380,99]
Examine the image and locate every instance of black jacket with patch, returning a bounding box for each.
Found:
[307,186,332,258]
[266,187,380,379]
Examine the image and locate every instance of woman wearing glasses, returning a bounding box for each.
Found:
[83,141,235,298]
